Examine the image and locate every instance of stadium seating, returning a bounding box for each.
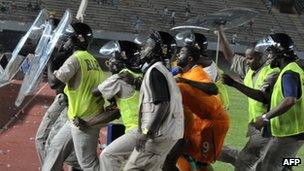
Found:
[0,0,303,51]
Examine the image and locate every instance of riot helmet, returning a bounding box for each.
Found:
[63,22,93,51]
[255,33,296,60]
[175,31,208,57]
[138,31,177,66]
[100,40,141,72]
[193,33,208,57]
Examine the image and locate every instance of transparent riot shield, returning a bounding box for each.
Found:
[15,9,72,107]
[0,53,6,74]
[171,8,259,31]
[0,9,49,87]
[171,8,258,65]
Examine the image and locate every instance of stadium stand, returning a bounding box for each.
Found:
[0,0,303,51]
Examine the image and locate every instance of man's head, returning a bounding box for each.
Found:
[176,31,210,67]
[106,57,125,74]
[176,45,201,69]
[193,33,208,58]
[244,42,264,71]
[63,22,93,51]
[138,31,176,66]
[193,33,212,67]
[117,41,141,70]
[255,33,297,69]
[177,31,208,58]
[50,17,60,28]
[100,40,140,72]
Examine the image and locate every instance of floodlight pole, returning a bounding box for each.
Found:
[76,0,88,22]
[215,32,220,65]
[0,65,3,74]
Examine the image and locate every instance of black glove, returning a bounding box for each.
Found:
[119,71,135,85]
[135,133,148,152]
[73,117,88,130]
[105,100,117,111]
[175,77,188,83]
[48,51,71,73]
[133,78,142,90]
[222,74,236,86]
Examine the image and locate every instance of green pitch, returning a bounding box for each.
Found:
[212,86,304,171]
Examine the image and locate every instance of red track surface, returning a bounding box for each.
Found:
[0,80,54,171]
[0,80,107,171]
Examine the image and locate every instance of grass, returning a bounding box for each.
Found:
[212,86,304,171]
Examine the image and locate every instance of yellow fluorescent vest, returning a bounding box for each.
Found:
[115,69,142,132]
[216,68,230,109]
[244,65,280,123]
[64,50,105,120]
[270,62,304,137]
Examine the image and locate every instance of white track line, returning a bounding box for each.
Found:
[0,82,49,133]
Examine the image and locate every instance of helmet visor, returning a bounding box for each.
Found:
[139,37,156,60]
[134,34,149,45]
[175,30,195,46]
[255,36,276,53]
[99,41,121,56]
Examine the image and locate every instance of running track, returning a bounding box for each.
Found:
[0,79,107,171]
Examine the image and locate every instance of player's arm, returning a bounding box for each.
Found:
[73,109,121,129]
[176,77,218,95]
[87,109,121,126]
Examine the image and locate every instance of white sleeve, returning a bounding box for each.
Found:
[203,61,218,82]
[97,74,122,100]
[54,55,79,83]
